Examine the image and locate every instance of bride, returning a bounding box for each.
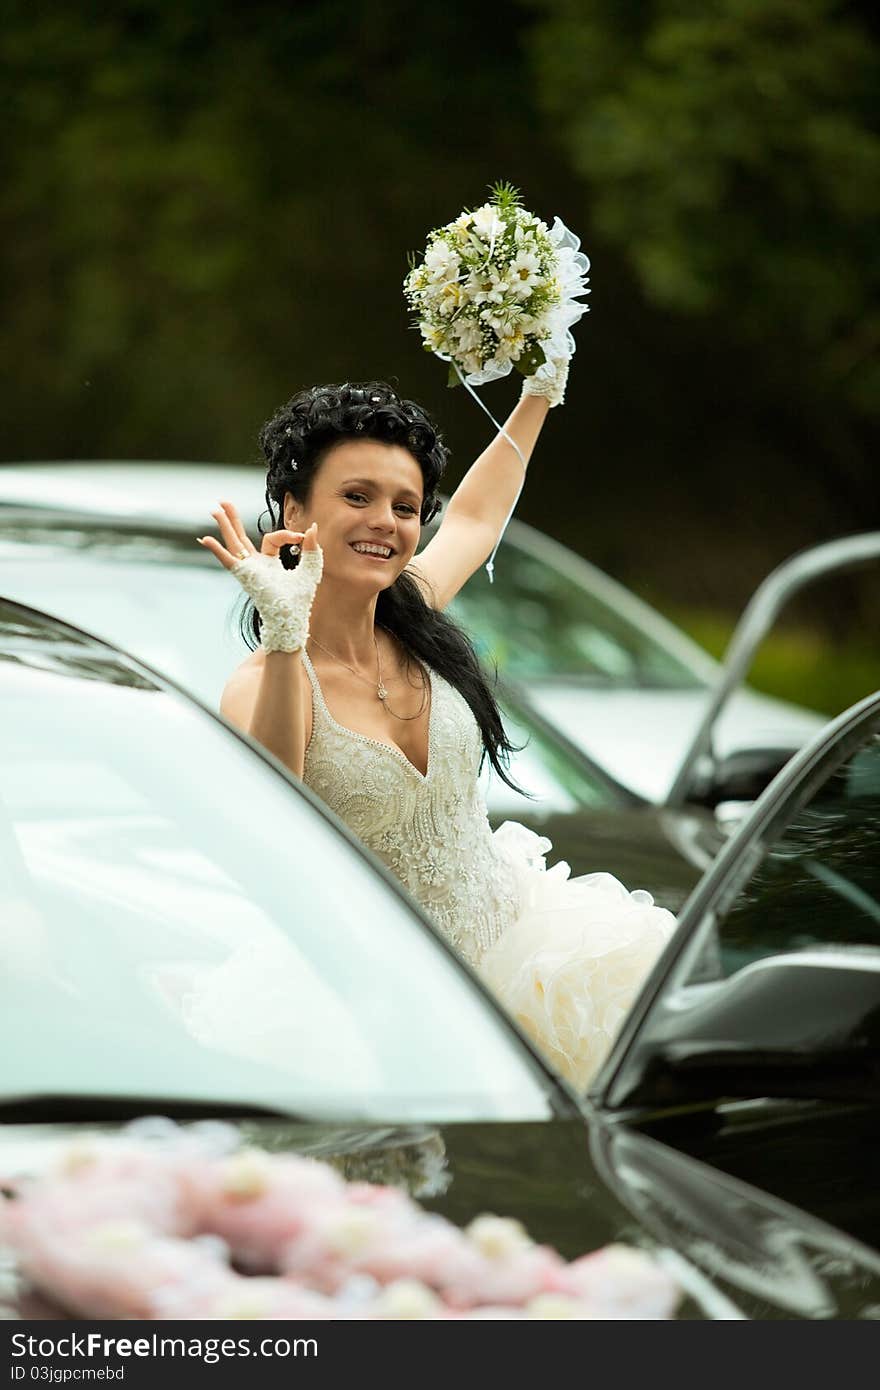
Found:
[199,368,675,1091]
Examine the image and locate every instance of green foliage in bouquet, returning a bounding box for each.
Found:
[404,180,569,388]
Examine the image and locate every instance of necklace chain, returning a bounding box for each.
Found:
[307,630,429,722]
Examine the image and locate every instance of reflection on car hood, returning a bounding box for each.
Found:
[2,1116,879,1320]
[527,685,826,803]
[593,1123,880,1320]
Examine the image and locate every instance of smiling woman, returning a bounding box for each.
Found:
[210,381,527,794]
[200,379,677,1090]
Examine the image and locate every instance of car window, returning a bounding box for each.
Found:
[684,723,880,980]
[484,700,622,818]
[0,607,554,1124]
[447,544,705,689]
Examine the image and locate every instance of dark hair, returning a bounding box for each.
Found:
[240,379,528,794]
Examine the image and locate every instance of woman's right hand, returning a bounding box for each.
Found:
[198,500,323,653]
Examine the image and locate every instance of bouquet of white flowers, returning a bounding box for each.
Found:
[404,181,590,391]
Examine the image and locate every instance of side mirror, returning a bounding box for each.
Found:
[692,746,794,807]
[666,532,880,808]
[713,800,754,835]
[607,947,880,1110]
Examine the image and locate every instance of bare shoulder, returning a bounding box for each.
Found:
[222,647,265,698]
[219,648,313,747]
[219,650,263,730]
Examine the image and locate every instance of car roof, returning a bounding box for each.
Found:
[0,461,266,526]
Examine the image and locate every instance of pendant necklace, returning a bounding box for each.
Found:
[307,630,429,722]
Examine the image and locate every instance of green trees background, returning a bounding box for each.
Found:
[2,0,877,698]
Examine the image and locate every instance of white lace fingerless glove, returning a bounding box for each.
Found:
[230,547,324,653]
[521,355,570,408]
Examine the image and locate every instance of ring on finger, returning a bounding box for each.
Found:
[237,549,248,560]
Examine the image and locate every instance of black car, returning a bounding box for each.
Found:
[1,596,879,1319]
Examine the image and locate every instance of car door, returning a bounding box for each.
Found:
[589,688,880,1251]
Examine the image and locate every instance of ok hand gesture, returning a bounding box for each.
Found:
[198,501,323,653]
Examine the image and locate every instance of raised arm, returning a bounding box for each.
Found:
[406,381,558,610]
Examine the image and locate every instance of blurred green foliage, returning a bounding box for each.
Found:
[0,0,877,645]
[668,604,880,715]
[0,2,557,456]
[524,0,880,417]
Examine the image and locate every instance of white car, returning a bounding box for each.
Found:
[0,460,824,803]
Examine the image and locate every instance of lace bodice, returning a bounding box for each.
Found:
[301,650,521,964]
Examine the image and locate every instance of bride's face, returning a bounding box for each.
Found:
[283,440,424,591]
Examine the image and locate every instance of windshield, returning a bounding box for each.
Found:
[0,604,555,1124]
[447,541,707,689]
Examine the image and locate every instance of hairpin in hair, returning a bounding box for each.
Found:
[282,425,299,468]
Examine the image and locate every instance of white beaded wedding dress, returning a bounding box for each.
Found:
[299,651,676,1091]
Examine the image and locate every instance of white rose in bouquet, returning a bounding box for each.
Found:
[404,181,590,391]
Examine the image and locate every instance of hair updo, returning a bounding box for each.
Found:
[260,381,446,533]
[240,379,528,795]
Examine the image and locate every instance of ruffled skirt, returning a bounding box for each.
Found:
[478,822,677,1093]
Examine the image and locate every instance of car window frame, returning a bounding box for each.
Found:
[590,688,880,1110]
